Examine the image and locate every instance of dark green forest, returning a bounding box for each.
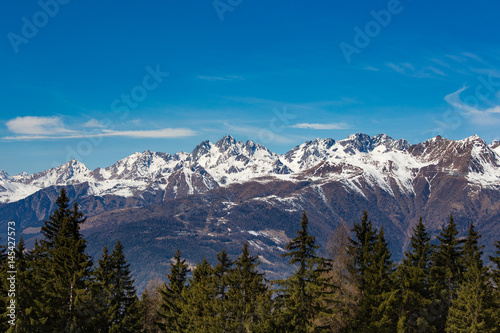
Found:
[1,189,499,332]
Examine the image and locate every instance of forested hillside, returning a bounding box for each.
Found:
[1,189,499,332]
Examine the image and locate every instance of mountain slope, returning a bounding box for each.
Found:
[1,133,499,292]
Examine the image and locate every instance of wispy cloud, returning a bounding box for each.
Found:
[6,116,74,135]
[83,118,106,128]
[3,116,197,140]
[291,122,349,130]
[468,67,500,78]
[386,62,447,78]
[444,87,500,125]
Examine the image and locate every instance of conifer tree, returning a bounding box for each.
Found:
[429,214,464,332]
[214,248,233,300]
[394,217,434,332]
[445,223,497,332]
[40,187,71,248]
[212,248,234,331]
[23,241,51,330]
[490,240,500,331]
[182,258,219,332]
[348,210,377,292]
[108,240,141,333]
[93,245,115,332]
[226,242,268,332]
[33,189,94,332]
[491,240,500,286]
[368,227,397,332]
[275,211,334,333]
[158,249,190,332]
[346,210,378,332]
[4,238,39,332]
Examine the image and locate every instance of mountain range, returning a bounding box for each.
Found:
[1,133,500,292]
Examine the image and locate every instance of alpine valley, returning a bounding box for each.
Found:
[1,133,500,292]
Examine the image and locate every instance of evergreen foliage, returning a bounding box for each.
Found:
[368,227,396,332]
[181,258,219,332]
[5,238,41,333]
[1,194,498,333]
[445,223,497,332]
[108,240,142,333]
[158,249,189,332]
[226,242,269,332]
[429,214,464,332]
[489,240,500,286]
[394,217,434,332]
[491,241,500,331]
[275,211,335,332]
[346,210,396,332]
[37,190,94,332]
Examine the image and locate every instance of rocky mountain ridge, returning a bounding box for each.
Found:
[1,133,499,292]
[2,134,498,205]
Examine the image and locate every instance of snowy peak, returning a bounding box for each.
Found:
[26,159,92,186]
[2,133,499,204]
[489,140,500,156]
[408,135,499,184]
[0,160,93,203]
[215,135,237,151]
[284,138,337,171]
[283,134,410,172]
[340,133,410,153]
[99,150,173,180]
[190,140,213,160]
[188,136,278,184]
[0,170,8,181]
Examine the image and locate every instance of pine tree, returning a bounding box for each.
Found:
[368,226,397,332]
[108,240,141,333]
[491,240,500,285]
[346,210,378,332]
[445,223,497,332]
[158,249,190,332]
[182,258,219,332]
[23,241,51,330]
[4,238,42,332]
[226,242,268,332]
[490,240,500,331]
[275,211,334,333]
[213,248,233,300]
[33,189,94,332]
[429,214,464,332]
[395,217,434,332]
[348,210,377,292]
[52,204,94,331]
[93,245,115,332]
[40,187,72,248]
[211,248,234,331]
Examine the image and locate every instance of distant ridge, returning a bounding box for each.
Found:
[1,133,499,291]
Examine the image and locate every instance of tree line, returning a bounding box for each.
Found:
[1,189,499,332]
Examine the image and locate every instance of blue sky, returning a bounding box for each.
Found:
[1,0,500,174]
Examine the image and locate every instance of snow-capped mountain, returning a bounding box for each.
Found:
[1,134,499,204]
[2,133,500,292]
